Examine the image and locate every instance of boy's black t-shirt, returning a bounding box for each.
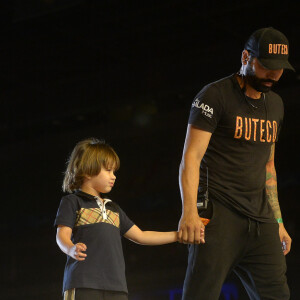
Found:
[188,74,284,222]
[54,191,134,294]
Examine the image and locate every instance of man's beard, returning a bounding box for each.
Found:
[244,65,277,93]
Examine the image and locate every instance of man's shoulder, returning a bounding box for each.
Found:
[266,90,284,110]
[194,75,235,104]
[199,74,235,94]
[267,90,283,101]
[208,74,234,87]
[211,74,234,86]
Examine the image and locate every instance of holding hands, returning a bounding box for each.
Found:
[178,213,206,244]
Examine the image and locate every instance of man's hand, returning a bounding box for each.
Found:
[178,213,205,244]
[279,223,292,255]
[69,243,87,261]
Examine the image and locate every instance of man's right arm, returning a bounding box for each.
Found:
[178,125,212,244]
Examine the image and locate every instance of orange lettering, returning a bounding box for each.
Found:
[266,120,272,142]
[252,119,259,141]
[244,117,251,140]
[260,120,265,142]
[269,44,289,55]
[234,116,243,139]
[272,121,277,142]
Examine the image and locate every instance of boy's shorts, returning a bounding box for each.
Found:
[64,288,128,300]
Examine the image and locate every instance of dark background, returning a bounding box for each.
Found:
[1,1,299,299]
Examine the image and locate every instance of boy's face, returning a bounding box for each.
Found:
[88,167,116,194]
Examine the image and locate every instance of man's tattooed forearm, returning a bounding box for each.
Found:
[266,163,282,220]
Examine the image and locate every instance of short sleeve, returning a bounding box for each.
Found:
[54,195,78,228]
[188,83,223,132]
[118,206,134,236]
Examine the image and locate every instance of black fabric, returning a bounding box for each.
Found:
[54,191,134,294]
[188,74,284,222]
[73,288,128,300]
[182,200,289,300]
[244,27,294,71]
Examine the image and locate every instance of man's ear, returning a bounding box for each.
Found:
[242,49,250,65]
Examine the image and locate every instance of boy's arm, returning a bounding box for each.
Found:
[266,144,292,255]
[56,225,87,260]
[124,225,177,245]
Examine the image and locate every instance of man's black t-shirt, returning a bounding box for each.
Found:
[188,74,284,222]
[54,191,134,293]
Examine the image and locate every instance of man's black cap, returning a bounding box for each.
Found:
[245,27,295,71]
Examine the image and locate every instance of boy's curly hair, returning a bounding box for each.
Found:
[62,138,120,193]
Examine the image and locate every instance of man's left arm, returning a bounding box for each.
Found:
[266,143,292,255]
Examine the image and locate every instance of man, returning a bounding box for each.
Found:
[178,27,294,300]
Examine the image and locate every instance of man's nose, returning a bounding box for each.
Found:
[268,69,283,80]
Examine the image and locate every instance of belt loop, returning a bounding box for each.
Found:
[248,218,251,233]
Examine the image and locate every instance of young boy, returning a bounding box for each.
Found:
[55,138,178,300]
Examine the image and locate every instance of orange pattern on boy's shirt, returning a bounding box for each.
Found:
[234,116,278,143]
[75,208,120,228]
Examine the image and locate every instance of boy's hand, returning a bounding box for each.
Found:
[69,243,87,261]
